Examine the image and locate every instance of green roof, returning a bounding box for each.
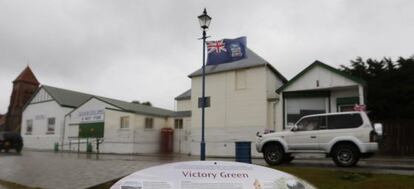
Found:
[96,96,173,117]
[41,85,173,117]
[43,85,93,108]
[276,60,366,93]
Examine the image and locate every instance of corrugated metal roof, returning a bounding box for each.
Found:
[41,85,174,117]
[42,85,92,108]
[97,96,173,117]
[188,48,287,83]
[171,111,191,117]
[175,89,191,100]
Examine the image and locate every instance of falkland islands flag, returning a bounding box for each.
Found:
[206,36,247,65]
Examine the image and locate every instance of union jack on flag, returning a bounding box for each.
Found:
[207,40,227,54]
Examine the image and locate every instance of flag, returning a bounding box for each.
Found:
[353,104,366,112]
[206,36,247,65]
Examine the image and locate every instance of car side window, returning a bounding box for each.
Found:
[296,117,320,131]
[328,114,363,129]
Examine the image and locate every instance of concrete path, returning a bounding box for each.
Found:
[0,150,413,189]
[0,150,197,189]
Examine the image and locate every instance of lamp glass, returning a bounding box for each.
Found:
[198,13,211,29]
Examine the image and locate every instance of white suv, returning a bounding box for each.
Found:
[256,111,383,167]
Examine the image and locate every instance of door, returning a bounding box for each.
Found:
[286,116,320,151]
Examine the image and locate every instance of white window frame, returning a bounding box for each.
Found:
[145,117,154,129]
[26,119,33,135]
[174,119,183,129]
[47,117,55,134]
[120,116,130,129]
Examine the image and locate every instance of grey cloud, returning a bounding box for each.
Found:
[1,0,414,113]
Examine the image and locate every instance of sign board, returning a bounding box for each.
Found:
[78,109,104,123]
[79,122,104,138]
[111,161,315,189]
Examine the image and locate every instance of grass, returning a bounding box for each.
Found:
[274,166,414,189]
[0,180,35,189]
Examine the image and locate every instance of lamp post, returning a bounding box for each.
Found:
[198,8,211,161]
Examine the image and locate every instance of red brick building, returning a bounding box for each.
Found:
[3,66,40,132]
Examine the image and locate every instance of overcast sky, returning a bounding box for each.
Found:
[1,0,413,113]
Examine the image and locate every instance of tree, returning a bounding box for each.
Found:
[341,56,414,120]
[141,101,152,106]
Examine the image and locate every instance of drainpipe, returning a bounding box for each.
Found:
[61,114,68,151]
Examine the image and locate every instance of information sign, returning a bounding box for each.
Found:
[111,161,315,189]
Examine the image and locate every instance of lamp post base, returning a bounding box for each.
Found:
[200,141,206,160]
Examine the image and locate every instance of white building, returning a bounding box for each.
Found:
[176,49,287,157]
[22,85,175,153]
[275,60,366,130]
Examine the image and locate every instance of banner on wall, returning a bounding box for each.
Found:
[111,161,315,189]
[78,109,104,123]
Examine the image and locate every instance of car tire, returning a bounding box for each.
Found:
[3,140,11,153]
[263,143,285,165]
[283,154,295,163]
[332,143,360,167]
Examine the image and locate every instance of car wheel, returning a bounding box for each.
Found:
[263,143,284,165]
[4,141,10,153]
[283,154,295,163]
[332,143,360,167]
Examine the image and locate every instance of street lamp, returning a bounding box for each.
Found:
[198,8,211,161]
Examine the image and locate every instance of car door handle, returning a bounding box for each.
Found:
[310,136,317,138]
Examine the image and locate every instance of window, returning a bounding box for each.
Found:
[120,116,129,129]
[47,117,55,134]
[336,97,359,112]
[286,97,327,126]
[145,118,153,129]
[296,117,320,131]
[235,70,246,90]
[327,114,363,129]
[26,120,33,134]
[174,119,183,129]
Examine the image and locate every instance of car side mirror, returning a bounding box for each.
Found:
[374,123,383,136]
[291,125,298,132]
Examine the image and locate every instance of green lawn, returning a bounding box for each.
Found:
[274,166,414,189]
[0,180,34,189]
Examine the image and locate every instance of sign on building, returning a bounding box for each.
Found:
[78,109,104,123]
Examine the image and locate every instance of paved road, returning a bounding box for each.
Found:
[0,150,413,189]
[0,150,197,189]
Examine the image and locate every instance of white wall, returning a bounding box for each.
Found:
[330,87,359,112]
[189,66,282,157]
[284,66,359,92]
[31,88,52,103]
[176,99,191,111]
[22,100,73,150]
[65,98,171,154]
[172,117,191,154]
